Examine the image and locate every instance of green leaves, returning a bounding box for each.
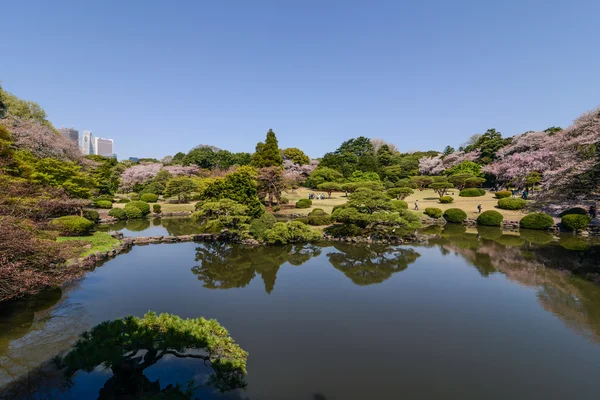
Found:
[252,129,283,168]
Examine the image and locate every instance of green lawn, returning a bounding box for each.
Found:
[281,187,348,214]
[57,232,122,257]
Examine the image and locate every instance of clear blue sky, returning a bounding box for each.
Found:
[1,0,598,160]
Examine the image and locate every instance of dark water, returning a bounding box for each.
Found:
[2,221,600,399]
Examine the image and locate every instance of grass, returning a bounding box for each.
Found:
[57,232,122,257]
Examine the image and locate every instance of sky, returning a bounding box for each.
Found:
[1,0,599,160]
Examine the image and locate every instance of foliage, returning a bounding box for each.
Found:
[306,167,344,188]
[447,173,485,191]
[124,206,143,219]
[108,208,127,220]
[282,147,310,165]
[424,207,443,218]
[497,197,526,210]
[252,129,283,168]
[410,175,434,191]
[264,221,321,244]
[444,160,483,177]
[153,204,161,214]
[387,187,413,200]
[477,210,503,226]
[439,196,454,204]
[249,212,277,240]
[140,193,158,203]
[125,200,151,216]
[348,170,380,182]
[192,199,251,232]
[94,200,113,209]
[30,157,96,198]
[317,182,343,197]
[519,213,554,230]
[558,207,588,217]
[418,151,480,175]
[341,181,385,193]
[82,209,100,222]
[129,192,140,200]
[198,169,263,218]
[307,208,331,226]
[59,312,248,394]
[117,198,130,203]
[443,208,467,223]
[296,198,312,209]
[495,190,512,199]
[164,177,197,203]
[463,128,511,164]
[51,216,95,236]
[323,223,363,237]
[459,188,486,197]
[182,146,217,169]
[394,178,416,189]
[390,200,408,210]
[295,217,309,224]
[561,214,591,231]
[429,181,453,198]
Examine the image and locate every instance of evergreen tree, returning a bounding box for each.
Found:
[252,129,283,168]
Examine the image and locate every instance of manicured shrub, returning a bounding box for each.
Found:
[51,216,94,236]
[477,210,503,226]
[295,198,312,209]
[108,208,127,220]
[128,192,140,200]
[561,214,591,231]
[308,208,331,226]
[295,217,309,225]
[124,206,143,219]
[94,200,113,209]
[558,207,588,217]
[444,208,467,223]
[424,207,443,219]
[82,209,100,223]
[497,198,526,210]
[153,204,161,214]
[264,221,321,244]
[519,213,554,230]
[324,223,363,237]
[279,197,289,204]
[390,200,408,210]
[95,195,114,202]
[125,200,150,216]
[495,190,512,199]
[117,198,130,203]
[140,193,159,203]
[459,188,486,197]
[439,196,454,204]
[250,213,277,240]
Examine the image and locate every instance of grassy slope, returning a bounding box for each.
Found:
[57,232,121,257]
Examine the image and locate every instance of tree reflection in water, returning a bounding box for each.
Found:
[192,243,322,293]
[326,243,420,285]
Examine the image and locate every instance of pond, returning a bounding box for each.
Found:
[2,221,600,399]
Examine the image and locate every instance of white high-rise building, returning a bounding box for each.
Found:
[80,131,94,155]
[94,137,114,157]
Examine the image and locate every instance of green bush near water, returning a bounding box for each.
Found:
[477,210,503,226]
[249,213,277,240]
[307,208,331,226]
[519,213,554,230]
[82,209,100,223]
[125,201,150,216]
[424,208,443,218]
[443,208,467,223]
[51,216,95,236]
[94,200,113,209]
[140,193,159,203]
[153,204,161,214]
[558,207,588,217]
[108,208,127,220]
[561,214,591,231]
[124,206,143,219]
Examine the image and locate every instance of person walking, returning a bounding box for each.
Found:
[414,200,419,210]
[477,203,482,214]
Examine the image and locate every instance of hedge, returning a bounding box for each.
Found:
[295,199,312,209]
[124,206,143,219]
[307,208,331,226]
[153,204,162,214]
[519,213,554,230]
[439,196,454,204]
[51,216,95,236]
[477,210,503,226]
[390,200,408,210]
[459,188,486,197]
[94,200,113,209]
[497,198,526,210]
[558,207,588,217]
[424,207,443,219]
[82,209,100,223]
[495,190,512,199]
[444,208,467,223]
[108,208,127,220]
[561,214,591,231]
[140,193,159,203]
[125,200,150,216]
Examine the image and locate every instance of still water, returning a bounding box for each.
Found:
[2,220,600,399]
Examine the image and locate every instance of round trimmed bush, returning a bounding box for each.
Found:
[495,190,512,199]
[117,198,131,203]
[153,204,162,214]
[444,208,467,223]
[497,198,526,210]
[390,200,408,210]
[519,213,554,230]
[424,207,443,219]
[561,214,591,231]
[279,197,289,204]
[459,188,486,197]
[439,196,454,204]
[295,199,312,209]
[125,200,150,216]
[108,208,127,220]
[477,210,503,226]
[308,208,331,226]
[82,209,100,223]
[558,207,588,217]
[140,193,159,203]
[128,192,140,200]
[51,216,94,236]
[295,217,309,225]
[94,200,113,209]
[124,206,143,219]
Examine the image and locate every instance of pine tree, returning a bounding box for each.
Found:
[252,129,283,168]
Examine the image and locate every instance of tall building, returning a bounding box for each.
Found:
[94,137,114,157]
[80,131,94,155]
[58,127,79,144]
